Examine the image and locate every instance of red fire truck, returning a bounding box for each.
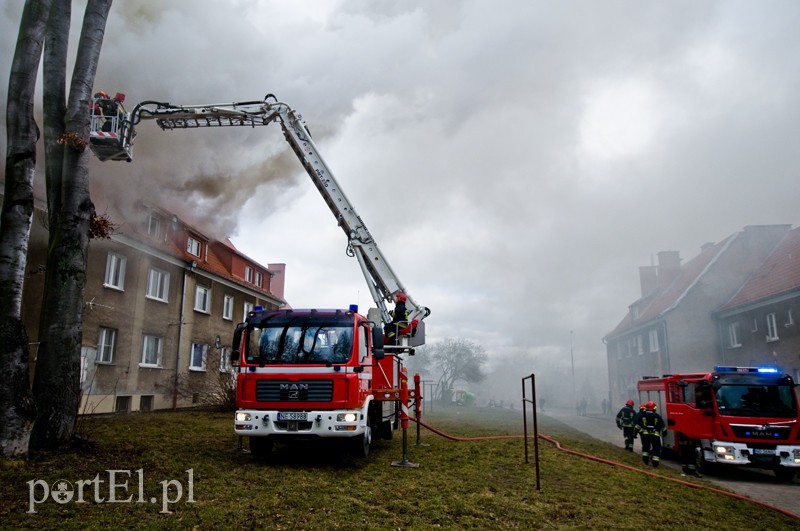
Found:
[638,366,800,481]
[90,94,431,457]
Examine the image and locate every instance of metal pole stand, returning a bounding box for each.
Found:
[392,369,420,468]
[413,373,429,447]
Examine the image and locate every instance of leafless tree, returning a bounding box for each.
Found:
[0,0,54,459]
[30,0,113,450]
[427,338,488,402]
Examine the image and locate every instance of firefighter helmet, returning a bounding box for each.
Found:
[396,292,407,303]
[626,399,634,407]
[645,401,656,410]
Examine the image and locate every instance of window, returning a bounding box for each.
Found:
[103,253,126,290]
[786,308,794,327]
[751,317,758,332]
[140,395,153,412]
[147,215,162,238]
[97,327,117,363]
[254,271,262,288]
[649,329,659,353]
[243,301,254,321]
[766,313,779,341]
[187,237,201,257]
[728,322,741,348]
[616,342,623,361]
[194,285,211,313]
[115,396,131,413]
[223,295,234,320]
[245,266,253,283]
[141,335,163,367]
[190,342,207,371]
[146,268,170,302]
[637,335,643,356]
[219,347,232,373]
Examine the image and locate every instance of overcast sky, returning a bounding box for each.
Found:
[3,1,800,399]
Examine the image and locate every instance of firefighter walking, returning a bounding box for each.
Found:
[635,401,667,467]
[615,399,637,452]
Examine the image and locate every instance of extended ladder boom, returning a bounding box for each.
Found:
[90,94,429,336]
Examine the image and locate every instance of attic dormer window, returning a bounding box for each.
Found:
[187,237,201,257]
[245,266,253,283]
[147,215,162,239]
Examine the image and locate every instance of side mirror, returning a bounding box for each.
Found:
[230,322,247,367]
[372,325,385,360]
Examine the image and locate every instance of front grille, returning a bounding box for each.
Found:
[730,424,791,441]
[255,379,333,402]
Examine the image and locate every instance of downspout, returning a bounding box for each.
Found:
[173,260,195,409]
[660,319,670,375]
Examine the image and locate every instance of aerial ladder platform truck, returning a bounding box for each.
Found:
[90,92,431,457]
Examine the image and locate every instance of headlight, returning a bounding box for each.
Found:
[337,413,357,422]
[236,412,251,422]
[714,445,735,459]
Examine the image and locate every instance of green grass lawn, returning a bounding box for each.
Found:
[0,405,796,529]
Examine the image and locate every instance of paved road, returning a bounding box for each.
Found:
[544,409,800,519]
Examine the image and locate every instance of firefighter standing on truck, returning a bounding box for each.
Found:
[615,399,637,452]
[635,401,667,468]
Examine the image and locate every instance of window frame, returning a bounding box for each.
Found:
[245,266,253,283]
[97,327,117,363]
[727,322,741,348]
[190,342,208,371]
[243,301,254,321]
[222,295,234,321]
[194,285,211,313]
[187,236,201,257]
[766,312,779,341]
[147,215,162,239]
[146,267,170,302]
[648,329,659,353]
[140,334,163,367]
[103,252,127,290]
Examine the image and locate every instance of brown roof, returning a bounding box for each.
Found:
[719,226,800,312]
[119,204,283,303]
[606,236,733,338]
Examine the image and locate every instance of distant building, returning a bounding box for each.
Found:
[21,199,287,414]
[715,226,800,382]
[605,225,792,403]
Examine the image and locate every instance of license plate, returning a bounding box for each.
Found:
[753,448,775,455]
[278,412,307,421]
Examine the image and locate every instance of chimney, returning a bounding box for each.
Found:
[657,251,681,287]
[267,263,286,301]
[639,265,659,297]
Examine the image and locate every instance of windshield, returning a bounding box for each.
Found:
[244,313,355,365]
[713,379,798,418]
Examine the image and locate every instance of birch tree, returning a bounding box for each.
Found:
[0,0,53,459]
[31,0,113,450]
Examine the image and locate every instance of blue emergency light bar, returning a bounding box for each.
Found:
[349,304,358,313]
[714,366,780,374]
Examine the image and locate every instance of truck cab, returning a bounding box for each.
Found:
[232,306,398,457]
[638,366,800,481]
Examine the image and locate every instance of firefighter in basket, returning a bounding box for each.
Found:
[615,399,637,452]
[635,401,667,468]
[384,292,408,345]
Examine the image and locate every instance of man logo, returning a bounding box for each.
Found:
[280,382,308,400]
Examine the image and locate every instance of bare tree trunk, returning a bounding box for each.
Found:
[0,0,53,459]
[31,0,112,450]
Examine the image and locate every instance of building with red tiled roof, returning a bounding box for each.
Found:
[715,226,800,380]
[605,225,790,404]
[22,200,288,413]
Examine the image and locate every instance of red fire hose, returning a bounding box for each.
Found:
[411,417,800,521]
